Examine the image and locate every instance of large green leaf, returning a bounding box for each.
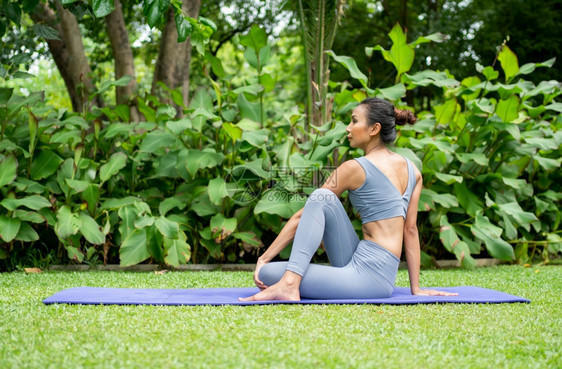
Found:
[243,45,271,70]
[66,246,84,263]
[50,129,82,146]
[376,83,406,100]
[117,205,138,241]
[134,214,154,229]
[146,225,164,262]
[0,87,14,105]
[370,24,415,77]
[409,32,446,47]
[65,179,90,193]
[455,153,488,166]
[190,195,219,217]
[534,156,561,170]
[222,122,243,141]
[454,183,483,216]
[166,118,192,135]
[56,158,73,199]
[241,129,268,148]
[101,196,142,210]
[239,24,267,51]
[159,195,189,216]
[103,123,134,138]
[471,214,514,261]
[439,216,476,268]
[0,215,21,242]
[410,137,454,154]
[14,222,39,242]
[434,98,458,125]
[232,231,262,247]
[139,131,177,153]
[30,150,63,180]
[163,237,190,266]
[185,149,224,177]
[497,202,539,232]
[254,189,305,218]
[231,158,269,180]
[497,45,519,82]
[496,95,520,122]
[174,12,193,43]
[325,51,368,87]
[143,0,170,27]
[78,213,105,245]
[259,73,275,92]
[237,93,261,122]
[434,172,463,184]
[189,88,213,114]
[418,189,458,211]
[91,0,115,18]
[155,216,180,239]
[12,178,44,194]
[100,152,127,183]
[55,206,81,239]
[0,155,17,187]
[0,195,51,211]
[403,70,459,88]
[210,214,237,243]
[119,228,150,266]
[207,178,228,206]
[14,210,45,223]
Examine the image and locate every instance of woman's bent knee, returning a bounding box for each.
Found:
[309,188,338,203]
[259,262,287,286]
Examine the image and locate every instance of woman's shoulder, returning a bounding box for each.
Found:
[339,158,363,169]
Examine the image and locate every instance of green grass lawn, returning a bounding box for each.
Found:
[1,265,560,369]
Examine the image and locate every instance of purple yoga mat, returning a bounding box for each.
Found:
[42,286,530,306]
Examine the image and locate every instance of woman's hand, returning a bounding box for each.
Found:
[412,288,458,296]
[254,258,269,291]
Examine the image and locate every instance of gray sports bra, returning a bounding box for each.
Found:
[348,156,417,224]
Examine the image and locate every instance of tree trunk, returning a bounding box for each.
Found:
[54,0,102,112]
[174,0,201,116]
[152,0,201,116]
[105,0,140,121]
[151,8,179,102]
[30,2,81,112]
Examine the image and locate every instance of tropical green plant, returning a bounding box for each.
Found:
[1,21,560,271]
[329,24,561,266]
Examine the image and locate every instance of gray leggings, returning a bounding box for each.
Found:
[260,188,400,299]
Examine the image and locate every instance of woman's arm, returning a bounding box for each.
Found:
[404,171,458,296]
[253,160,361,289]
[258,208,303,264]
[404,172,423,294]
[251,208,303,290]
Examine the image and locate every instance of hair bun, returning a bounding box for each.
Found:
[394,108,417,125]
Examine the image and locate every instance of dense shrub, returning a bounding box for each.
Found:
[0,25,560,270]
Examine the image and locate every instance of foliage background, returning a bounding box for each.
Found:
[0,0,560,271]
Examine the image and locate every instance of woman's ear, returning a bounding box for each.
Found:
[369,122,381,136]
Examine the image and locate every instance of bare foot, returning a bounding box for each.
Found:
[240,272,302,302]
[239,281,301,302]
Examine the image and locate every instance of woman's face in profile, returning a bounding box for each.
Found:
[346,105,371,148]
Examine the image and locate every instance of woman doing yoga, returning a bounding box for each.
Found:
[240,98,457,301]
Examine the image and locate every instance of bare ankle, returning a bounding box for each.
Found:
[281,271,302,287]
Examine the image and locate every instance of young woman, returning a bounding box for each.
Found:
[240,98,457,301]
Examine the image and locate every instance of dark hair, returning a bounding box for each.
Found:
[358,98,417,143]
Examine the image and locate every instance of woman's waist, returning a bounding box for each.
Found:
[361,235,402,260]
